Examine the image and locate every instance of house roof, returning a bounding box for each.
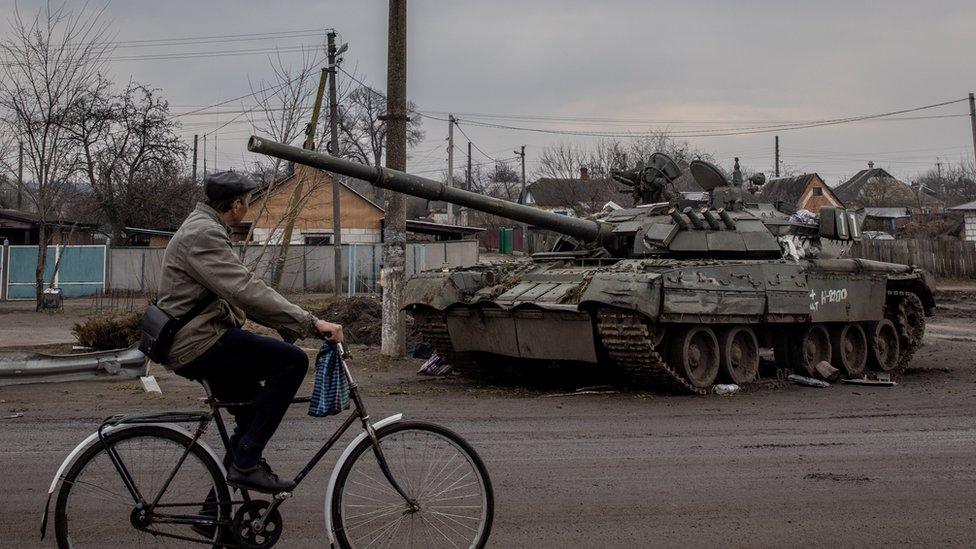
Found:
[527,178,629,209]
[862,207,911,219]
[406,219,484,237]
[248,166,383,212]
[950,199,976,211]
[0,208,99,228]
[834,168,943,208]
[759,174,821,207]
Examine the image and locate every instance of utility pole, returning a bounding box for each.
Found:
[447,114,455,224]
[382,0,408,356]
[277,57,329,287]
[515,145,527,252]
[968,92,976,168]
[192,135,199,184]
[327,31,344,297]
[213,134,217,172]
[202,135,207,175]
[774,135,780,178]
[16,140,23,210]
[466,141,472,191]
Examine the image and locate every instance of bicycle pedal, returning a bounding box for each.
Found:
[274,491,292,501]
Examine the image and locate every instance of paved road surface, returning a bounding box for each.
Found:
[2,317,975,547]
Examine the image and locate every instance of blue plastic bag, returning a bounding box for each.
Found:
[308,341,350,417]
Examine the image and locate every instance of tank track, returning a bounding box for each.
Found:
[886,290,925,370]
[412,309,481,375]
[595,308,706,395]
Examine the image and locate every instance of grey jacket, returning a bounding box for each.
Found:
[156,202,317,369]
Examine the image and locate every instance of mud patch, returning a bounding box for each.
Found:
[314,295,383,346]
[742,442,849,449]
[804,472,874,484]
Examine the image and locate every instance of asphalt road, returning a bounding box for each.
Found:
[2,316,976,548]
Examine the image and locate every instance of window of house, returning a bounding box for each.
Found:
[304,234,333,245]
[812,187,823,196]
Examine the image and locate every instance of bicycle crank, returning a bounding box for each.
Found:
[232,500,283,549]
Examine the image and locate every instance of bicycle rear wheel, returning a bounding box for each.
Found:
[54,425,231,548]
[331,421,493,549]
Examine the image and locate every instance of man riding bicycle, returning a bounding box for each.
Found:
[156,170,342,495]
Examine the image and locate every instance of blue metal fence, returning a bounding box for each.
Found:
[4,245,106,299]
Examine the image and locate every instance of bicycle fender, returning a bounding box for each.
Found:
[323,413,403,545]
[39,423,225,540]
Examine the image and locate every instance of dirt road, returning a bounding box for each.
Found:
[2,308,975,547]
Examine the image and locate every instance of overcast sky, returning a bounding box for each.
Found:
[4,0,976,184]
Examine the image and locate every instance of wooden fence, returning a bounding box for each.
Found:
[852,238,976,279]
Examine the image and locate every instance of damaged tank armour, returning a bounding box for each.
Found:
[248,137,935,394]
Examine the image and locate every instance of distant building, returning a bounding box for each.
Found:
[525,167,629,217]
[950,200,976,242]
[835,163,944,214]
[237,164,384,244]
[759,173,844,214]
[0,209,98,245]
[120,227,175,247]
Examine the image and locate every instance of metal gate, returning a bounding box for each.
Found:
[5,245,106,299]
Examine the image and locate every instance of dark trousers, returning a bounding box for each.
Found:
[177,328,309,469]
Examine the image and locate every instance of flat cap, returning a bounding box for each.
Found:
[204,171,259,201]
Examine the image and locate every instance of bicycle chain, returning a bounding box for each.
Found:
[886,290,925,370]
[595,308,706,395]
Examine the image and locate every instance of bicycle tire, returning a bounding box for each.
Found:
[54,425,231,548]
[331,420,494,549]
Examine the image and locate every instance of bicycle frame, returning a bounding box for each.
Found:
[58,342,413,546]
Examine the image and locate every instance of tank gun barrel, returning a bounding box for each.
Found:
[247,136,612,245]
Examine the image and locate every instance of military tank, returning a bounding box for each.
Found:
[248,137,935,394]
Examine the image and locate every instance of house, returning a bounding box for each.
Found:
[237,164,384,245]
[120,227,175,247]
[525,167,629,217]
[950,200,976,243]
[759,173,844,214]
[835,162,944,214]
[0,209,98,245]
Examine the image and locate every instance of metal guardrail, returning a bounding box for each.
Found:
[0,347,149,386]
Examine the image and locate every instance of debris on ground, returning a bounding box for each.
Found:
[140,375,162,394]
[842,377,898,387]
[814,361,841,382]
[713,383,741,395]
[2,412,24,420]
[788,374,830,388]
[543,386,618,398]
[417,353,452,376]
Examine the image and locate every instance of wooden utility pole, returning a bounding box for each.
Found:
[213,134,217,172]
[447,114,455,224]
[16,140,23,210]
[192,134,198,184]
[328,31,343,297]
[466,141,472,191]
[774,135,780,178]
[276,62,329,287]
[968,92,976,168]
[382,0,408,356]
[516,145,527,252]
[202,135,207,175]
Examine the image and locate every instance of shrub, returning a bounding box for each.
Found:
[72,311,142,350]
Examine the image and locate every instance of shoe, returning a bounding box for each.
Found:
[226,460,296,494]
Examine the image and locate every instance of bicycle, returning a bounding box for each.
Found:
[40,342,494,548]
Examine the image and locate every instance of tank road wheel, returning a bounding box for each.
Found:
[719,326,759,385]
[887,291,925,369]
[790,325,832,377]
[669,326,720,389]
[829,323,868,377]
[866,319,900,372]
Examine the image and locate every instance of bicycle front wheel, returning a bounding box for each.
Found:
[331,420,494,549]
[54,425,231,548]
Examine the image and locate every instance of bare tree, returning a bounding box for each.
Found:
[534,141,588,180]
[0,2,111,308]
[67,78,187,241]
[244,49,321,284]
[337,83,425,200]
